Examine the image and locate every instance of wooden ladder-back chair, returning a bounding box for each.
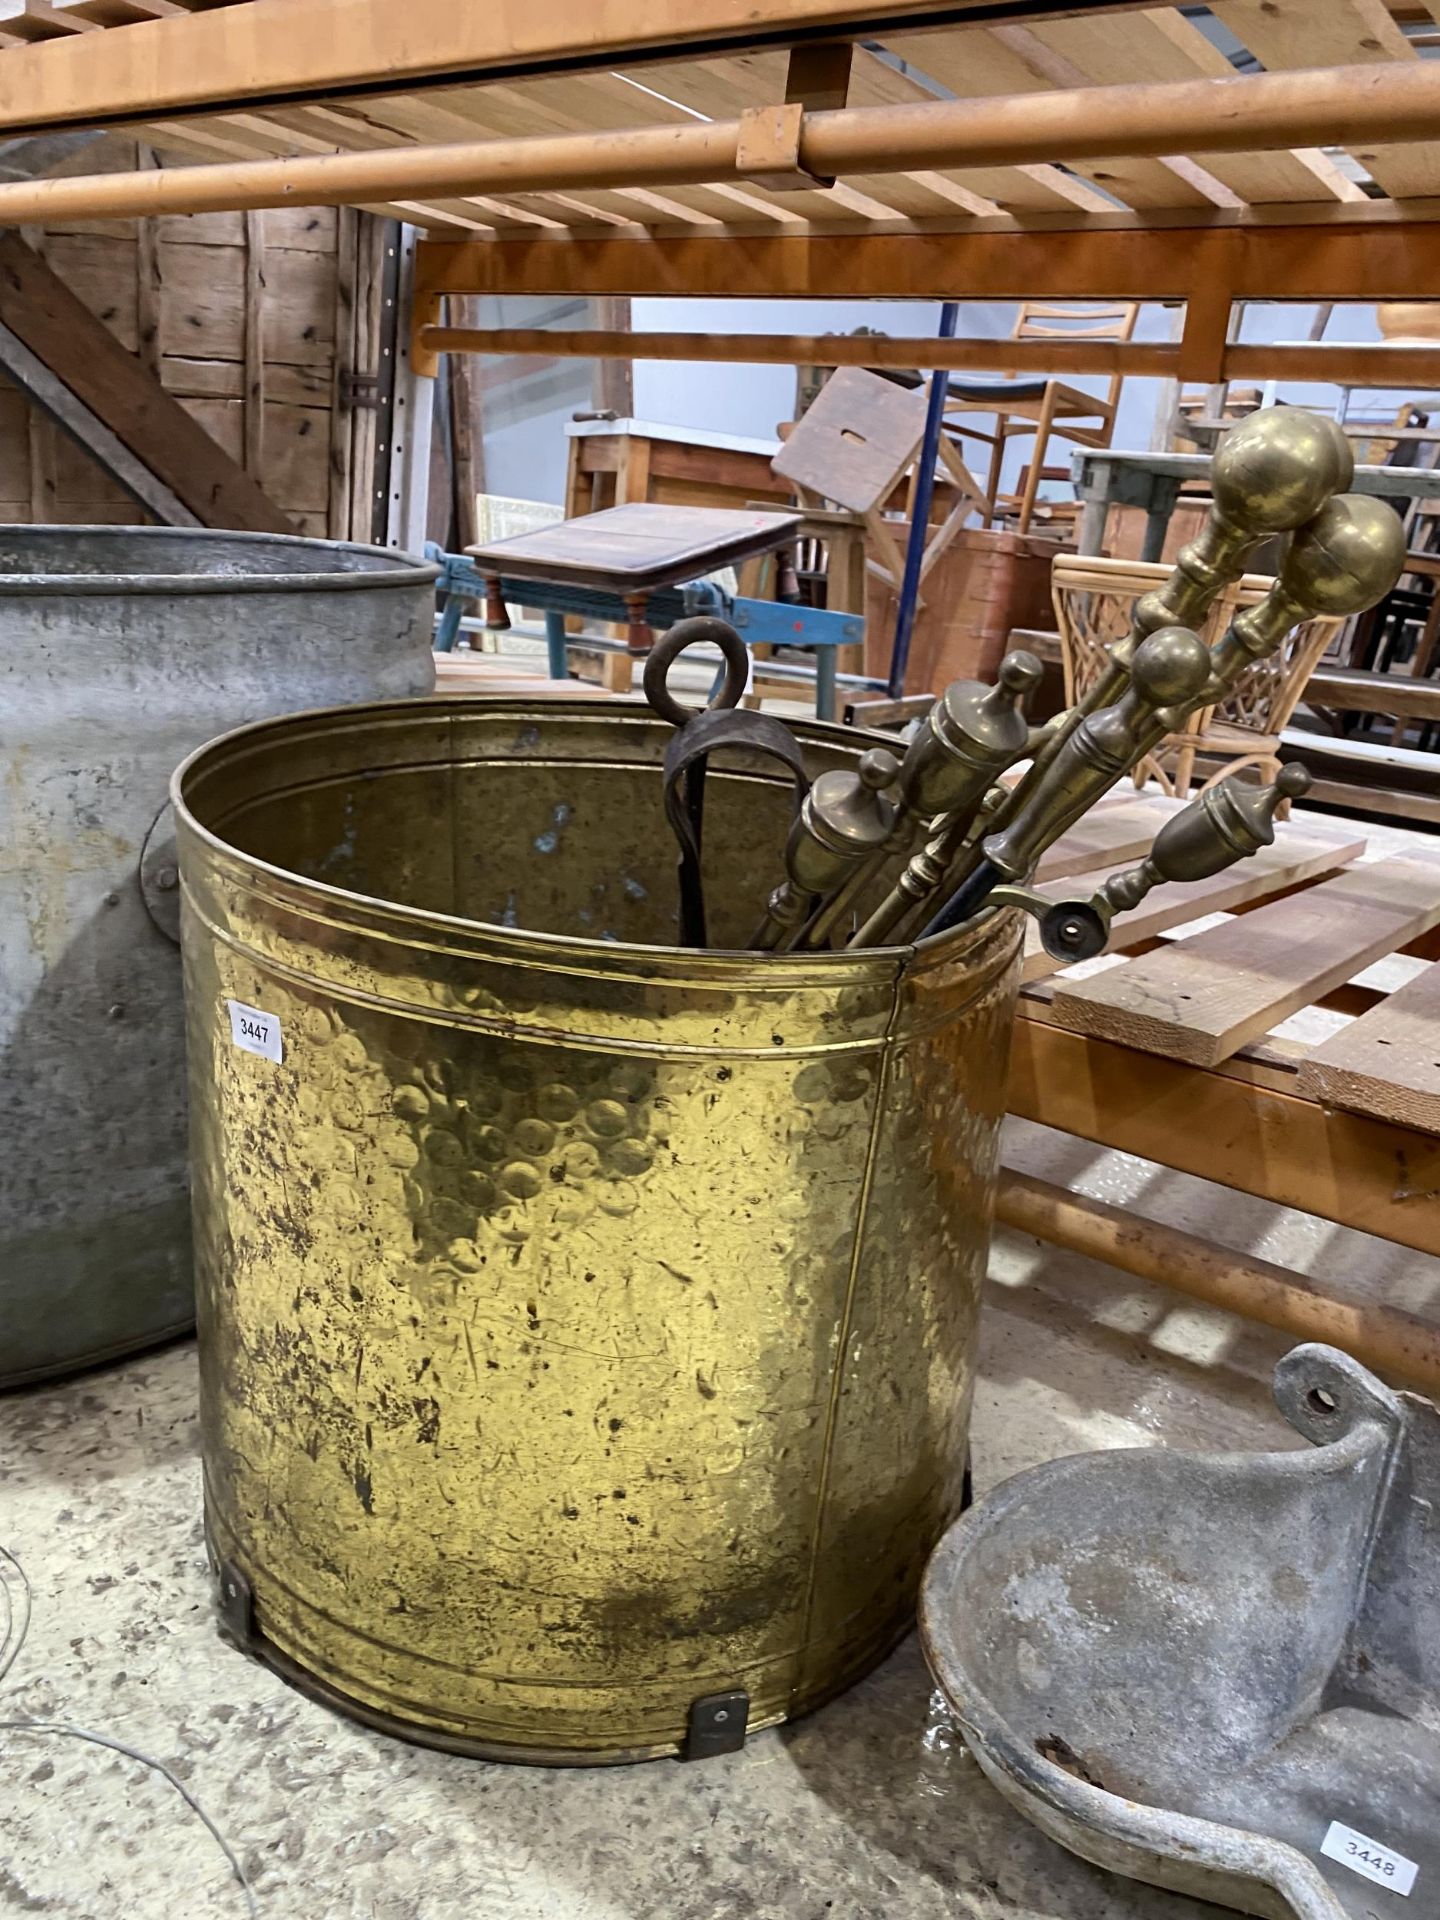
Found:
[1051,554,1341,803]
[946,301,1141,537]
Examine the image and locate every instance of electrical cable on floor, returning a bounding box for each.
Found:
[0,1542,258,1917]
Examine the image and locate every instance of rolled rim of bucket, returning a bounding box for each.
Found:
[171,694,1017,991]
[0,523,440,596]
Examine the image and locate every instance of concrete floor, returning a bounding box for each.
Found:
[4,1111,1431,1920]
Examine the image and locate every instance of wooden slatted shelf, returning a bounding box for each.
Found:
[1009,819,1440,1260]
[59,0,1440,241]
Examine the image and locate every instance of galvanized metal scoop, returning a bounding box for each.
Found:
[920,1343,1440,1920]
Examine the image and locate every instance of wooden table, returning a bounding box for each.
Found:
[1071,448,1440,560]
[565,417,788,518]
[1007,801,1440,1263]
[466,501,805,690]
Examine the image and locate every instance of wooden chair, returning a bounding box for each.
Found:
[772,365,987,588]
[945,301,1141,537]
[1051,554,1341,802]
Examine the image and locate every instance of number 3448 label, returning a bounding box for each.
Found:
[1321,1820,1418,1897]
[227,999,284,1064]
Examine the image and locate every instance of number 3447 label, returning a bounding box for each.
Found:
[1321,1820,1418,1897]
[227,999,284,1064]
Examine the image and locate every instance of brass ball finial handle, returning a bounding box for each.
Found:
[1109,407,1354,686]
[981,626,1213,887]
[1209,493,1407,692]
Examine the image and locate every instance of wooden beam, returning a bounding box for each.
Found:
[420,324,1183,378]
[1007,1006,1440,1258]
[785,40,856,113]
[135,142,161,376]
[994,1168,1440,1394]
[416,217,1440,306]
[0,229,291,531]
[421,319,1440,389]
[242,206,265,479]
[0,0,1155,132]
[0,314,198,522]
[1225,342,1440,384]
[590,295,633,418]
[1175,242,1232,385]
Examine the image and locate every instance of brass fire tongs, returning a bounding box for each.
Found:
[643,617,810,949]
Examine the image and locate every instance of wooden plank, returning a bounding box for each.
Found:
[1017,10,1357,207]
[1021,824,1368,985]
[1051,853,1440,1066]
[161,354,328,404]
[0,227,290,530]
[1307,666,1440,722]
[327,200,355,538]
[1297,961,1440,1137]
[1032,796,1181,883]
[21,225,58,521]
[1008,1007,1440,1259]
[242,205,264,477]
[894,25,1213,213]
[134,142,161,373]
[631,47,1082,217]
[0,0,1124,133]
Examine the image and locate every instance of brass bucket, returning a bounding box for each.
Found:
[174,696,1020,1764]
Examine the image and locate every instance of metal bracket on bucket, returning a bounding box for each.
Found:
[685,1689,750,1761]
[138,799,182,944]
[215,1560,256,1653]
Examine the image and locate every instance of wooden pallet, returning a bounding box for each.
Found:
[1008,803,1440,1260]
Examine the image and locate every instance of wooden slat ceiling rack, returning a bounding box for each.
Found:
[1,0,1439,385]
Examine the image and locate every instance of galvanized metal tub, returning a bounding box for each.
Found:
[0,526,438,1388]
[175,696,1021,1763]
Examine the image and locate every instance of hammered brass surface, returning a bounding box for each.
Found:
[176,698,1019,1761]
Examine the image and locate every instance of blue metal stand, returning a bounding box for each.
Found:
[888,300,961,700]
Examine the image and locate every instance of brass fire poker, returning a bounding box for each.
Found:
[783,649,1043,951]
[913,408,1355,938]
[919,490,1405,941]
